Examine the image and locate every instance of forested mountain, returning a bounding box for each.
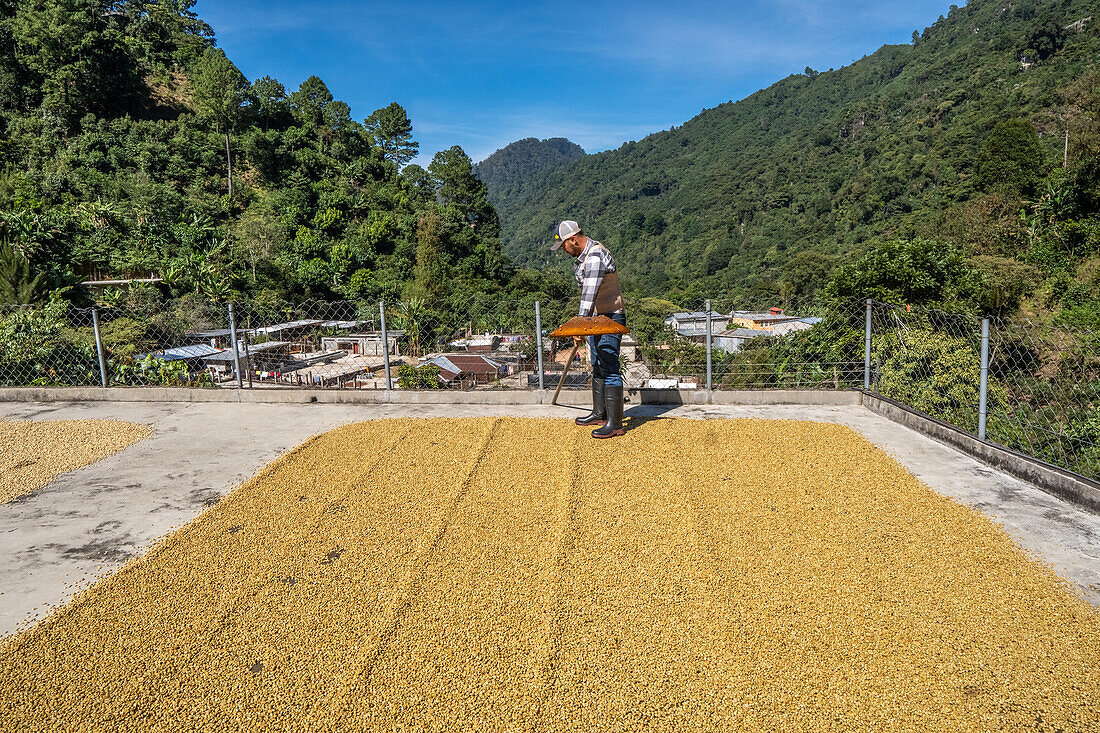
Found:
[490,0,1100,322]
[2,0,1099,330]
[475,137,585,201]
[0,0,573,310]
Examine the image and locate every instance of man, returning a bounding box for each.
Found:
[552,220,626,438]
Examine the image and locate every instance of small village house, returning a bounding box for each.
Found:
[421,354,506,389]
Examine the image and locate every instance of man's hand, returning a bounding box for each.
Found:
[573,336,584,348]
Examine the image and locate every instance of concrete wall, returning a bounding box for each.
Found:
[863,392,1100,514]
[0,386,863,407]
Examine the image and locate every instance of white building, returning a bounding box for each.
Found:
[320,331,403,356]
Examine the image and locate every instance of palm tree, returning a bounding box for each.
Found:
[393,297,426,357]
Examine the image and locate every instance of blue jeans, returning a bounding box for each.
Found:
[588,312,626,388]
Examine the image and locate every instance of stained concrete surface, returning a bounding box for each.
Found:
[0,400,1097,637]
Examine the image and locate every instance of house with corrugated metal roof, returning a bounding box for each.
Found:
[421,354,506,388]
[664,311,730,341]
[201,341,295,377]
[713,317,823,353]
[448,335,500,353]
[136,344,223,363]
[320,331,403,356]
[728,309,803,329]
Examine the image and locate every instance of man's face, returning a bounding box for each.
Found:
[562,235,585,257]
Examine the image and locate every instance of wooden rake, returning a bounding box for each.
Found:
[548,316,630,406]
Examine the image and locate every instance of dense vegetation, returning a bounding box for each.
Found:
[489,0,1100,328]
[0,0,573,312]
[475,137,585,202]
[2,0,1096,327]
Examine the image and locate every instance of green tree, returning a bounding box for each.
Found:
[0,241,44,304]
[429,146,499,236]
[287,75,332,124]
[110,0,214,68]
[827,239,976,305]
[977,119,1046,196]
[780,250,833,302]
[1018,17,1066,61]
[0,0,27,113]
[11,0,143,119]
[411,211,446,299]
[364,102,419,169]
[230,207,285,283]
[324,100,353,132]
[248,75,290,129]
[190,47,248,197]
[968,255,1039,316]
[393,297,426,357]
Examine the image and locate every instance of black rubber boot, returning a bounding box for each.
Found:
[592,384,625,439]
[575,377,606,426]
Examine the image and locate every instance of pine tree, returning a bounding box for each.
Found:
[365,102,419,169]
[190,47,248,197]
[0,242,44,305]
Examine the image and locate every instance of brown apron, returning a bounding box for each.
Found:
[589,244,625,313]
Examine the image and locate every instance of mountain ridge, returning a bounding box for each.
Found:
[475,137,586,202]
[486,0,1097,302]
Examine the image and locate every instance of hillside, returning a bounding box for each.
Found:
[0,0,552,309]
[491,0,1100,303]
[475,137,585,201]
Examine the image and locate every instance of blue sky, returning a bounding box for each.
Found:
[193,0,960,167]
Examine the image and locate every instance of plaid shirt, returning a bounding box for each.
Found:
[574,239,621,317]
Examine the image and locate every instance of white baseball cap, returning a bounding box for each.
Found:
[551,220,581,250]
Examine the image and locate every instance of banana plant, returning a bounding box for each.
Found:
[393,297,426,357]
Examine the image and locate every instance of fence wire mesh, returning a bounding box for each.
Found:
[2,293,1098,482]
[868,302,984,433]
[866,301,1100,482]
[0,301,101,387]
[636,300,867,390]
[0,295,870,392]
[986,316,1100,481]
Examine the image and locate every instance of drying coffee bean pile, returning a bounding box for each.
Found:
[0,418,151,504]
[1,417,1097,731]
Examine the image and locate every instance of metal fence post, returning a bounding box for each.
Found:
[227,302,243,389]
[380,300,392,390]
[864,299,873,390]
[534,300,545,391]
[705,299,713,391]
[91,308,108,388]
[979,317,990,440]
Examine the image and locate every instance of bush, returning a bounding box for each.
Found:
[873,326,1005,431]
[397,362,442,389]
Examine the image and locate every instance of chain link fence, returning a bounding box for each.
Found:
[0,294,863,393]
[632,299,866,390]
[867,301,1100,482]
[2,293,1098,482]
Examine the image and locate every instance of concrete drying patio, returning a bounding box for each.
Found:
[1,398,1098,642]
[1,413,1098,731]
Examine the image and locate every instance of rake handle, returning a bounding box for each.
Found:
[551,342,582,406]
